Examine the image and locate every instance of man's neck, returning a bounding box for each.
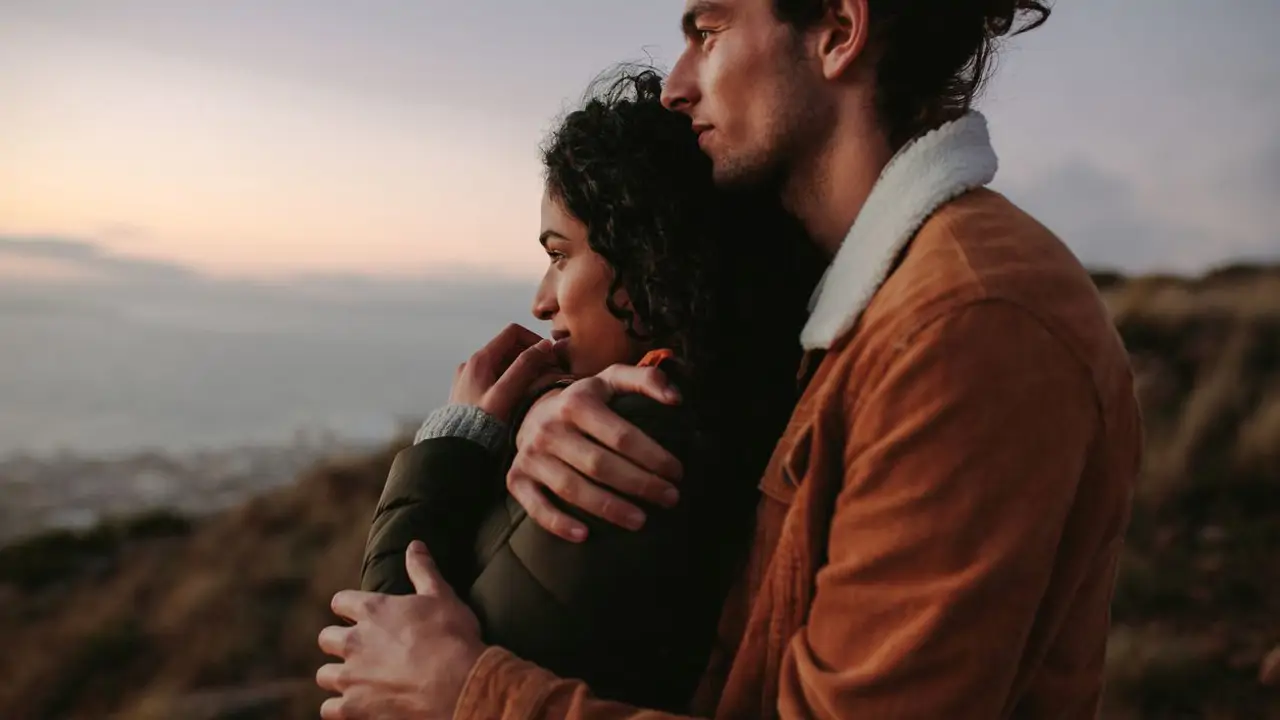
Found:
[783,114,893,259]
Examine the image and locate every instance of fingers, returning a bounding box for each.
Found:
[597,364,681,405]
[318,625,355,659]
[316,662,348,693]
[507,474,588,542]
[404,540,443,596]
[478,323,544,369]
[514,446,650,530]
[548,427,678,510]
[490,339,557,400]
[551,337,571,367]
[565,383,683,482]
[329,589,380,624]
[319,695,347,720]
[531,372,576,394]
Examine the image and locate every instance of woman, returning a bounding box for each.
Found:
[360,68,823,712]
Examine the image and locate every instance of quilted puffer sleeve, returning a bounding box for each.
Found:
[463,361,741,713]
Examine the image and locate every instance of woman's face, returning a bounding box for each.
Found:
[531,188,645,377]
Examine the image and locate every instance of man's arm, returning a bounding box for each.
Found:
[457,646,698,720]
[777,300,1107,717]
[466,381,740,712]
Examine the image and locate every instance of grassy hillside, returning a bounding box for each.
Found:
[1097,263,1280,718]
[0,445,399,719]
[1,265,1277,719]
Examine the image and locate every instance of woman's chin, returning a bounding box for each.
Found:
[567,353,625,379]
[567,358,599,378]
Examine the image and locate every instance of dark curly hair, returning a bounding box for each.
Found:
[541,64,824,512]
[773,0,1051,149]
[542,68,718,372]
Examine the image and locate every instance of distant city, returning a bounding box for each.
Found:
[0,433,392,544]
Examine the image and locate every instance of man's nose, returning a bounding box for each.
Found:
[661,51,699,112]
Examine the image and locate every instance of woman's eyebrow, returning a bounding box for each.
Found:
[539,230,569,246]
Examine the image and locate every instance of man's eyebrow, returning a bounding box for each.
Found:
[681,0,728,35]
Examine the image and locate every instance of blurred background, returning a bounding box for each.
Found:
[1,0,1277,717]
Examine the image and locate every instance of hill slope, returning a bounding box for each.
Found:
[1,265,1278,719]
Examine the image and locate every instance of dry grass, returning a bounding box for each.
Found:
[0,441,403,719]
[0,264,1277,718]
[1097,263,1280,718]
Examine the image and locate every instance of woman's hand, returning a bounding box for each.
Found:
[506,364,684,541]
[450,324,563,423]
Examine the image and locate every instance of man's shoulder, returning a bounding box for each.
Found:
[874,189,1086,314]
[816,189,1133,411]
[863,189,1116,356]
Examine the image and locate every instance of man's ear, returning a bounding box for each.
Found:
[812,0,870,81]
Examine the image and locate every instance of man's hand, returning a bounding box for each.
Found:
[317,541,485,720]
[450,323,562,422]
[507,363,684,542]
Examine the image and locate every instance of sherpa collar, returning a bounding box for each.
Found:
[800,111,999,350]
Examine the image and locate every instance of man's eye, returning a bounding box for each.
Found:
[547,250,566,264]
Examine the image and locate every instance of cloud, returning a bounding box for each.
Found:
[0,235,201,286]
[0,234,540,455]
[1255,143,1280,197]
[0,233,538,334]
[999,161,1258,274]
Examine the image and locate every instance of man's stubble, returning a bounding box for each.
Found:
[710,38,836,214]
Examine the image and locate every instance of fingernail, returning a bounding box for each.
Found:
[408,540,426,553]
[623,509,646,530]
[661,487,680,507]
[568,526,587,542]
[665,388,682,403]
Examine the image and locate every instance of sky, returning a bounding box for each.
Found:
[2,0,1278,280]
[0,234,536,454]
[0,0,1278,455]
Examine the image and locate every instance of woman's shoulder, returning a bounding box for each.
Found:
[609,349,697,456]
[635,348,691,387]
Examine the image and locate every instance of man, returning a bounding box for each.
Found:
[316,0,1143,717]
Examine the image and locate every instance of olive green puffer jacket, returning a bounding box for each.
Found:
[360,358,751,712]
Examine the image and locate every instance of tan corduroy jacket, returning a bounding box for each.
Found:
[454,113,1143,720]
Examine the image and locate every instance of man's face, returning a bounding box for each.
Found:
[662,0,830,189]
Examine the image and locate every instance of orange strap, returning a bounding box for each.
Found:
[637,348,675,368]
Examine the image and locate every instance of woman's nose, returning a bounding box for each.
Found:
[531,277,557,321]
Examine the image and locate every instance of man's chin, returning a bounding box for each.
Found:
[711,158,780,192]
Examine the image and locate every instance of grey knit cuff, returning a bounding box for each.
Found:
[413,405,508,455]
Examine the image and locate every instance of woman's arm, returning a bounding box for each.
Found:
[360,406,509,595]
[464,382,746,713]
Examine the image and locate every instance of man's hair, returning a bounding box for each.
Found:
[774,0,1051,149]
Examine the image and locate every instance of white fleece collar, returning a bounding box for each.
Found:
[800,111,998,350]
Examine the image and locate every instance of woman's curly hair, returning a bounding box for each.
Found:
[542,67,721,373]
[541,66,824,517]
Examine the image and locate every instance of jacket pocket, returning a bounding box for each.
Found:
[758,420,813,506]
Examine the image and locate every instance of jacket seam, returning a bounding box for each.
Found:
[844,296,1105,425]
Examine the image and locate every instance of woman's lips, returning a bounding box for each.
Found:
[549,333,571,368]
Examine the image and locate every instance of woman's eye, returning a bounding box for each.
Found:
[546,250,566,265]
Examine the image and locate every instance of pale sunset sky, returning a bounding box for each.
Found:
[2,0,1278,280]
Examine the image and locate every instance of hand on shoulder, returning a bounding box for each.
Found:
[508,362,685,541]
